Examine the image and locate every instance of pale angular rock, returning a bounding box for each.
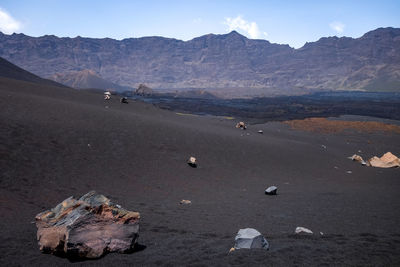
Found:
[368,152,400,168]
[350,154,367,165]
[265,186,277,195]
[35,191,140,259]
[295,226,313,234]
[234,228,269,250]
[350,152,400,168]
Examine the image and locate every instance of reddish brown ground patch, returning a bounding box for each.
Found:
[283,117,400,134]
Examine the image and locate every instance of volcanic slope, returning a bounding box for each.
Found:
[0,56,65,88]
[0,73,400,265]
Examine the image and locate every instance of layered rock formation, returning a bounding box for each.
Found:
[0,28,399,96]
[35,191,140,259]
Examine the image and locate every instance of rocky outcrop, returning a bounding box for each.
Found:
[35,191,140,259]
[134,84,153,96]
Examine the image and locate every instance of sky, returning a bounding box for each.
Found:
[0,0,399,48]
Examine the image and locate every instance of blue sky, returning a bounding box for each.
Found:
[0,0,399,48]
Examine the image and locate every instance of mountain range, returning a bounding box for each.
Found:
[0,27,399,97]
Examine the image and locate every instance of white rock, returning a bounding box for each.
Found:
[295,226,313,234]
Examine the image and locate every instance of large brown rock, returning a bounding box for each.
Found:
[35,191,140,259]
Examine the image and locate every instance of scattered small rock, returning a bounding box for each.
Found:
[187,156,197,168]
[258,130,263,134]
[295,227,313,235]
[180,199,191,205]
[265,186,277,195]
[349,154,367,165]
[104,91,111,100]
[235,122,247,130]
[346,170,352,174]
[321,145,327,149]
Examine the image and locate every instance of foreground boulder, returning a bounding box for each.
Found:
[35,191,140,259]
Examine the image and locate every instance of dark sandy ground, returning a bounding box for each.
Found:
[1,77,400,266]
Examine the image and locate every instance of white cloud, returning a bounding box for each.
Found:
[0,8,21,34]
[329,21,345,34]
[224,15,264,39]
[193,18,202,24]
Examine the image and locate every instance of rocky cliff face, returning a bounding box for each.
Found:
[0,28,399,96]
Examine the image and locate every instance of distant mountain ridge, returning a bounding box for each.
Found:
[0,28,399,96]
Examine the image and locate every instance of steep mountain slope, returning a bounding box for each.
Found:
[0,28,399,96]
[0,56,65,87]
[51,69,133,91]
